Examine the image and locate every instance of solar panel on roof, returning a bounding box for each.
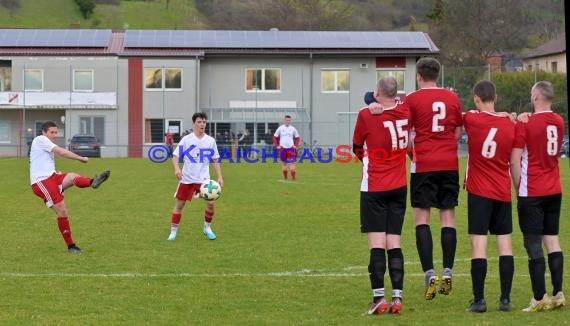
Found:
[122,30,431,50]
[0,29,111,47]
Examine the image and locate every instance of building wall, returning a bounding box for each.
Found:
[523,53,567,73]
[0,56,120,157]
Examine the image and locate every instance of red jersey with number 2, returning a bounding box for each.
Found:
[514,111,564,197]
[464,111,515,202]
[407,88,463,173]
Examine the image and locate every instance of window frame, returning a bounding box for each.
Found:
[376,69,405,92]
[144,67,183,91]
[144,118,183,144]
[23,69,43,91]
[321,69,350,93]
[245,68,281,93]
[0,120,11,143]
[73,69,94,92]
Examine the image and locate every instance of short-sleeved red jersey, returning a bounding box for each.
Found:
[514,111,564,197]
[406,88,463,173]
[353,103,410,192]
[464,111,515,201]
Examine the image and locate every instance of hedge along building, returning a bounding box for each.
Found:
[0,29,438,157]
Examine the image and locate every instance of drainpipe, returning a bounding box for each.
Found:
[309,52,313,146]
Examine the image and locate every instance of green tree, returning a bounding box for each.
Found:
[75,0,95,19]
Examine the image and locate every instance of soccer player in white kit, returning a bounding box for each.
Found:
[29,121,110,253]
[273,115,300,180]
[167,112,224,241]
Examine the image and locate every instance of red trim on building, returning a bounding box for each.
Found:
[128,59,143,157]
[376,57,406,68]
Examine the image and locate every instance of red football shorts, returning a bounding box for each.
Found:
[279,148,297,163]
[174,183,202,201]
[31,173,67,207]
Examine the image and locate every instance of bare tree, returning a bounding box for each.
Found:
[0,0,20,16]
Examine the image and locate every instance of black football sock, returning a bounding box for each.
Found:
[416,224,433,272]
[369,248,386,302]
[471,258,487,302]
[529,257,547,300]
[548,251,564,295]
[441,227,457,270]
[499,255,514,301]
[388,248,404,293]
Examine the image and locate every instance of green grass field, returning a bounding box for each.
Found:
[0,157,569,325]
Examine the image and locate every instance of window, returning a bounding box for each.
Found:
[246,68,281,91]
[551,62,558,73]
[0,60,12,91]
[73,69,94,92]
[321,70,349,92]
[79,116,105,143]
[144,68,182,90]
[0,120,10,143]
[145,119,183,143]
[24,69,43,91]
[377,70,405,92]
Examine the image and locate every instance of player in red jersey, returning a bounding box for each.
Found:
[365,57,462,300]
[353,76,410,315]
[273,115,300,180]
[511,81,565,312]
[463,81,515,313]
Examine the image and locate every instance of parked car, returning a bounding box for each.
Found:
[69,135,101,157]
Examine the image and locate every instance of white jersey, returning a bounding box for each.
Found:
[274,125,299,148]
[176,132,220,184]
[29,135,57,185]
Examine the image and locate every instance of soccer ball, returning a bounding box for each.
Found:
[200,180,222,201]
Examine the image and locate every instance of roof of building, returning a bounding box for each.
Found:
[0,28,438,57]
[524,36,566,59]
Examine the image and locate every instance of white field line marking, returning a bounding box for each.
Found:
[1,257,564,279]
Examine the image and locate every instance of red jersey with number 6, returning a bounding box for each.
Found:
[464,111,515,202]
[407,88,463,173]
[514,111,564,197]
[353,103,410,192]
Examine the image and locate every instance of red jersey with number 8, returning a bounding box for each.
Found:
[464,111,515,201]
[514,111,564,197]
[407,88,463,173]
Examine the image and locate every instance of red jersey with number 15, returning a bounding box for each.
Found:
[514,111,564,197]
[353,103,410,192]
[464,111,515,202]
[407,88,463,173]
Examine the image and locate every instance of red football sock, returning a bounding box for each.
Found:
[57,217,74,246]
[282,170,288,179]
[171,213,181,226]
[73,176,92,188]
[291,170,296,180]
[204,209,214,224]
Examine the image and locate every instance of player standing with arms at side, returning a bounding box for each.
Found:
[367,57,463,299]
[30,121,110,253]
[463,81,515,313]
[511,81,565,312]
[167,112,224,241]
[273,115,300,181]
[354,76,410,315]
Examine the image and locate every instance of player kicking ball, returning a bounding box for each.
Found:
[30,121,110,254]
